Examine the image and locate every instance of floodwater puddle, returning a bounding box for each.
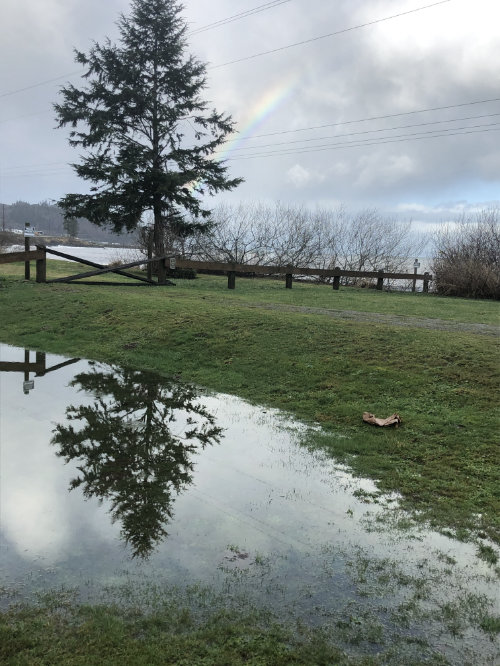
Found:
[0,343,498,664]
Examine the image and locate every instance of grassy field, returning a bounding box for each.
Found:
[1,260,499,663]
[0,598,344,666]
[1,259,499,543]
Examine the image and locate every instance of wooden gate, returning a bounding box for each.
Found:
[39,246,174,286]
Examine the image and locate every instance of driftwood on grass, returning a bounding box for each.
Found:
[363,412,401,427]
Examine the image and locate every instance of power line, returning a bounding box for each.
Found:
[228,113,500,153]
[225,124,500,161]
[4,124,498,179]
[210,0,453,69]
[0,2,293,98]
[2,95,498,134]
[3,111,499,175]
[0,70,84,99]
[1,161,68,173]
[0,109,52,125]
[1,169,72,179]
[232,121,500,157]
[237,98,500,140]
[190,1,291,35]
[1,1,452,98]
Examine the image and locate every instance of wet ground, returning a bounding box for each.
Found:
[0,343,498,664]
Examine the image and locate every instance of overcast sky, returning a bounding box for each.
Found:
[1,0,499,230]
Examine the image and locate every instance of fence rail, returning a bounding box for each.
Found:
[1,247,432,292]
[0,250,45,264]
[172,259,432,292]
[0,245,173,285]
[0,248,47,282]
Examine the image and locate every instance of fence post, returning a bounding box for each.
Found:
[147,231,153,281]
[24,237,30,280]
[376,270,384,291]
[423,272,430,293]
[332,268,340,290]
[285,273,293,289]
[35,352,46,374]
[412,259,420,292]
[36,248,47,283]
[24,350,30,382]
[227,271,236,289]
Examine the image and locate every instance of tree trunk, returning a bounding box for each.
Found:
[153,201,167,285]
[147,228,153,281]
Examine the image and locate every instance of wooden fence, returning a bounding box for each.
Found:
[0,248,46,281]
[172,259,433,292]
[0,245,174,285]
[0,349,80,394]
[1,246,432,292]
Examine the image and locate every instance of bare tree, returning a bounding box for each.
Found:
[189,202,341,270]
[187,202,270,264]
[266,203,338,269]
[309,207,343,270]
[337,210,407,271]
[167,201,422,289]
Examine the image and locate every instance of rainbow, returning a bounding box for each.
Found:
[218,74,298,160]
[186,74,297,193]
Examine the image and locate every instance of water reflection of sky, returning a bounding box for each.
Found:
[0,344,379,570]
[0,343,498,664]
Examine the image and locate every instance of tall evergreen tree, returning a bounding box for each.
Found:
[54,0,242,282]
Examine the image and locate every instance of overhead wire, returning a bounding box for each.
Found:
[0,71,84,99]
[210,0,453,68]
[225,124,500,161]
[0,0,292,98]
[4,95,499,129]
[2,0,452,96]
[227,113,500,153]
[3,107,500,177]
[238,98,500,140]
[0,109,53,125]
[189,0,291,35]
[4,120,498,179]
[1,0,493,179]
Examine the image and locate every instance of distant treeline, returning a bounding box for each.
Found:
[1,201,136,245]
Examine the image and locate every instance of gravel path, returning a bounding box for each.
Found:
[245,302,500,336]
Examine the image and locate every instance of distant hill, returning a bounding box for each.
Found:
[1,201,137,246]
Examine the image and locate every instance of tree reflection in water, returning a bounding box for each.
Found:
[52,363,222,558]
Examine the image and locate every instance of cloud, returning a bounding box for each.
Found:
[355,153,416,189]
[287,164,312,187]
[0,0,498,224]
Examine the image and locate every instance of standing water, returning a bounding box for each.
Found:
[6,244,142,266]
[0,344,498,663]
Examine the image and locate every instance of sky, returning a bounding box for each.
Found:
[0,0,499,232]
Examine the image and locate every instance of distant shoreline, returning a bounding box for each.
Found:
[1,230,138,249]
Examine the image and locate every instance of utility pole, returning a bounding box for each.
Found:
[24,222,35,280]
[2,204,5,232]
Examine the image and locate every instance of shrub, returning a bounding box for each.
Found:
[432,210,500,299]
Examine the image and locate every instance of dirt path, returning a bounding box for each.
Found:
[245,302,500,336]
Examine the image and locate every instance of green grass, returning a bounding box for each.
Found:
[0,265,499,545]
[3,258,500,323]
[1,594,459,666]
[174,273,500,325]
[1,264,499,664]
[0,601,344,666]
[2,580,495,664]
